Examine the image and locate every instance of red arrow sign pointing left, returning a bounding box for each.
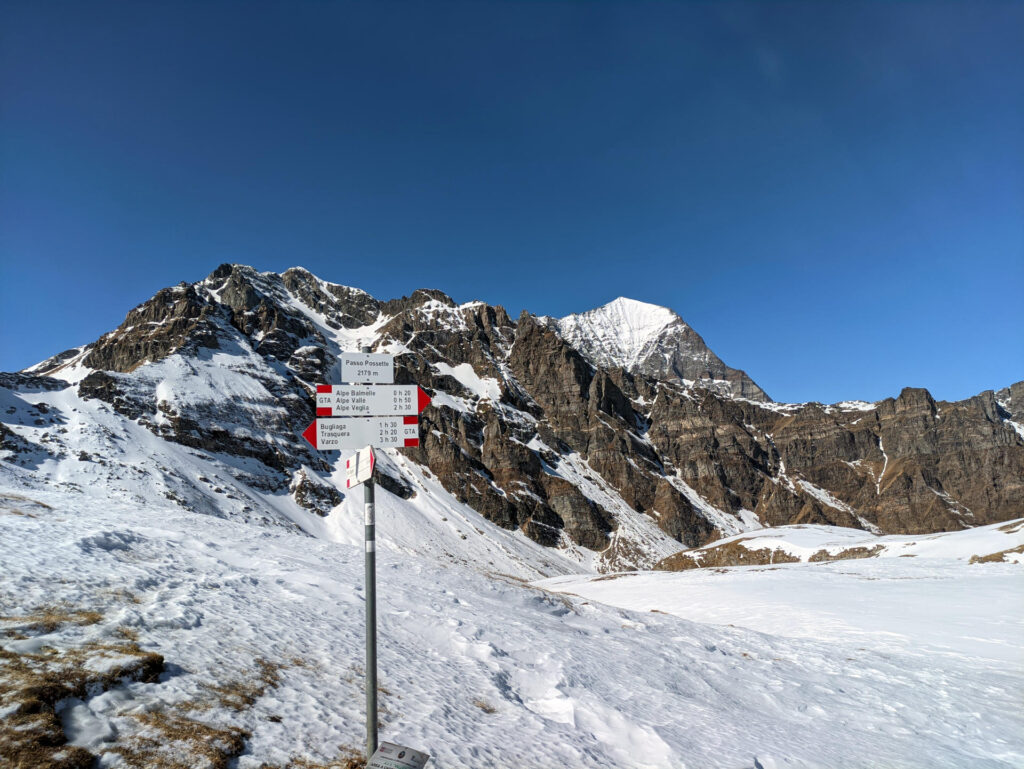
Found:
[301,416,420,450]
[302,421,318,449]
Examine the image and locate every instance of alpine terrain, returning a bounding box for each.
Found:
[2,263,1022,768]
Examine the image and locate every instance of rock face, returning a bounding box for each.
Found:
[14,264,1024,569]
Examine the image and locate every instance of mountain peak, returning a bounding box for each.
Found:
[559,297,682,371]
[554,297,770,402]
[605,296,677,316]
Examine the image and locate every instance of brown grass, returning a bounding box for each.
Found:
[0,492,53,510]
[0,596,365,769]
[473,698,497,714]
[115,625,140,642]
[0,604,103,634]
[102,588,142,605]
[0,629,163,769]
[183,657,286,712]
[969,544,1024,564]
[110,711,249,769]
[260,744,366,769]
[106,652,300,769]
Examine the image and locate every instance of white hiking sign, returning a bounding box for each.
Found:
[299,350,431,762]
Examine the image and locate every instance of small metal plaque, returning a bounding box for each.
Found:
[367,741,430,769]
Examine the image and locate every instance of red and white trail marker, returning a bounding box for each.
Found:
[302,415,420,450]
[345,446,375,489]
[316,384,431,418]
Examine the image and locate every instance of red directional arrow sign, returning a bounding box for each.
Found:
[302,416,420,450]
[315,384,431,418]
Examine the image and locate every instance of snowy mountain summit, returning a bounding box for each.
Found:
[553,297,770,402]
[2,266,1023,768]
[3,263,1023,574]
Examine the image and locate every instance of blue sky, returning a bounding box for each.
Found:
[1,1,1021,403]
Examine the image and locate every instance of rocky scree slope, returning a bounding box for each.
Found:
[5,264,1023,571]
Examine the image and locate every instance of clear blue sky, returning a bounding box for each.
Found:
[2,1,1021,403]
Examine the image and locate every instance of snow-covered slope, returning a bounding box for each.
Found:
[552,297,770,401]
[655,519,1024,571]
[3,265,1024,768]
[3,265,691,575]
[10,264,1022,557]
[542,522,1024,665]
[0,366,584,581]
[3,486,1021,768]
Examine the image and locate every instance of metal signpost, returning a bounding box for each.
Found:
[301,348,431,764]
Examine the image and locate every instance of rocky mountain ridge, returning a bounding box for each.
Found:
[4,263,1022,572]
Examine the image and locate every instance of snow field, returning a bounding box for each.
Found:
[3,487,1022,768]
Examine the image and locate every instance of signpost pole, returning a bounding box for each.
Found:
[362,348,379,760]
[305,346,428,764]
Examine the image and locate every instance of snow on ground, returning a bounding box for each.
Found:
[666,519,1024,564]
[542,526,1024,766]
[0,361,591,580]
[2,484,1023,768]
[431,362,502,402]
[317,450,584,579]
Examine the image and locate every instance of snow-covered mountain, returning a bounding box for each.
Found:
[3,263,1023,576]
[551,297,770,402]
[2,263,1023,768]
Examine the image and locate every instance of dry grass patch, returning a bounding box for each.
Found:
[260,744,366,769]
[473,698,497,714]
[0,633,163,769]
[970,544,1024,564]
[109,711,249,769]
[0,603,103,634]
[184,657,287,712]
[0,508,37,518]
[102,587,142,605]
[0,493,52,519]
[0,492,53,510]
[104,653,302,768]
[115,625,140,642]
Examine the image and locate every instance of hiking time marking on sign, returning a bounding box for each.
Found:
[301,416,420,450]
[316,384,431,417]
